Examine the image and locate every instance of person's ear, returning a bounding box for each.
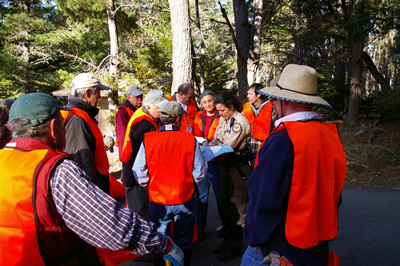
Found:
[47,118,59,144]
[84,89,91,99]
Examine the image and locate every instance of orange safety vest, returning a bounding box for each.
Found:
[61,108,109,175]
[144,130,196,205]
[193,111,220,140]
[0,141,99,265]
[115,105,135,147]
[167,95,197,133]
[120,107,159,163]
[256,121,346,249]
[243,101,275,140]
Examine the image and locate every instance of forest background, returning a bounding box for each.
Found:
[1,0,399,186]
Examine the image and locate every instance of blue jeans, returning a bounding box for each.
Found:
[148,198,195,250]
[194,163,222,230]
[241,246,264,266]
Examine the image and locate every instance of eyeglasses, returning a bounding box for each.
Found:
[201,99,214,105]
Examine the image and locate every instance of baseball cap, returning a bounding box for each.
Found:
[70,73,110,92]
[9,92,71,132]
[127,85,144,96]
[144,90,168,107]
[159,100,183,118]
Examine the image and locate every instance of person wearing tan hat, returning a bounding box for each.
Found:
[0,92,184,266]
[115,85,144,159]
[242,64,347,266]
[120,89,168,221]
[61,73,112,195]
[133,100,207,266]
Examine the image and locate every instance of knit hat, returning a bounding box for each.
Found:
[9,93,71,132]
[259,64,331,107]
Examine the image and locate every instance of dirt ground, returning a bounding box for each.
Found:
[334,119,400,189]
[109,119,400,189]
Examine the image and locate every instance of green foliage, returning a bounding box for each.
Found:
[374,89,400,121]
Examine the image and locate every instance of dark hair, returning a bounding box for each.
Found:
[248,83,265,100]
[214,92,243,112]
[177,83,194,95]
[0,107,11,148]
[199,90,216,101]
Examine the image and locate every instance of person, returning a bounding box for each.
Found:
[204,91,252,261]
[115,85,144,159]
[61,73,112,195]
[167,83,198,133]
[241,64,347,266]
[133,100,207,266]
[0,106,11,148]
[0,92,184,266]
[193,90,223,241]
[120,90,168,220]
[0,97,15,111]
[243,83,277,160]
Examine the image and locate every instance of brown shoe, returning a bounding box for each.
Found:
[213,240,229,253]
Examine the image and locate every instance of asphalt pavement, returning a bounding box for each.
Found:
[122,187,400,266]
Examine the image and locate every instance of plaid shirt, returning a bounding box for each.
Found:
[50,159,168,256]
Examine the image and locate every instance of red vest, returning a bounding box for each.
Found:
[257,121,346,249]
[243,101,274,140]
[193,111,220,140]
[121,107,159,163]
[61,108,109,175]
[115,105,135,147]
[0,139,98,265]
[144,130,196,205]
[167,96,197,133]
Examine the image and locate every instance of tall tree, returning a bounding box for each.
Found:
[169,0,192,93]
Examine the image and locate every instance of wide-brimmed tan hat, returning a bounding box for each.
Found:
[259,64,331,107]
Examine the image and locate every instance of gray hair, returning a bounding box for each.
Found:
[199,90,216,101]
[160,115,182,125]
[69,83,97,99]
[7,112,62,140]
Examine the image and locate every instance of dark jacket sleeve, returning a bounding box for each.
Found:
[64,115,98,186]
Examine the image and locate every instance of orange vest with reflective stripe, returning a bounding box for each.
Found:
[193,111,220,140]
[166,96,197,133]
[144,130,195,205]
[243,101,274,140]
[115,105,135,147]
[0,141,98,265]
[256,121,346,249]
[61,108,109,175]
[121,107,159,163]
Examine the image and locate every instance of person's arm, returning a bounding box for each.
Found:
[50,159,168,255]
[192,139,207,185]
[64,115,98,185]
[115,107,130,160]
[132,142,150,187]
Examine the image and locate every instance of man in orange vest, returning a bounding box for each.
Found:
[193,90,223,241]
[121,90,168,220]
[0,92,184,266]
[133,100,207,266]
[115,85,144,160]
[167,83,198,133]
[62,73,111,194]
[242,64,347,266]
[243,83,277,161]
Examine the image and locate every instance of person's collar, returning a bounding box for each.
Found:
[67,96,99,118]
[121,100,136,111]
[159,124,180,131]
[274,111,323,127]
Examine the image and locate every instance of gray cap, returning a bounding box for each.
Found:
[127,85,144,96]
[70,73,110,95]
[144,90,168,107]
[159,100,183,118]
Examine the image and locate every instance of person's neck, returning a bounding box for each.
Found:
[206,110,216,117]
[253,99,262,109]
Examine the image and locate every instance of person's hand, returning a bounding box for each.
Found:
[163,241,184,266]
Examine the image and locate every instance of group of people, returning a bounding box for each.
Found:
[0,63,347,266]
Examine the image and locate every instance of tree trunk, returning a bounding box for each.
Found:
[106,0,119,77]
[361,51,391,96]
[233,0,250,97]
[247,0,262,85]
[195,0,205,94]
[169,0,193,94]
[347,0,364,125]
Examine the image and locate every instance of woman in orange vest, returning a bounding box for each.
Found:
[242,64,346,266]
[193,90,223,242]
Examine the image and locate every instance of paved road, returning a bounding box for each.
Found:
[122,187,400,266]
